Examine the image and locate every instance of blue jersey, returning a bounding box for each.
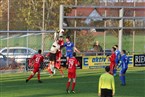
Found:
[119,54,129,69]
[64,42,74,52]
[115,50,121,65]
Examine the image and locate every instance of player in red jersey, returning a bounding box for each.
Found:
[55,36,64,77]
[48,29,64,77]
[26,49,44,83]
[56,36,64,60]
[66,52,79,94]
[109,47,116,75]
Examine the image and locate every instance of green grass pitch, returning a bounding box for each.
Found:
[0,67,145,97]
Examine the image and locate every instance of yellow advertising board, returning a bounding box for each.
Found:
[82,55,133,69]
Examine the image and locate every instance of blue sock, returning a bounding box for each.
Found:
[119,76,122,81]
[120,76,124,85]
[113,69,117,76]
[122,76,126,85]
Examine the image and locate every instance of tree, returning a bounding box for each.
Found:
[12,0,74,30]
[76,31,96,52]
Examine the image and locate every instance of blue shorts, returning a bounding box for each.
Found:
[120,68,128,74]
[66,52,73,58]
[115,60,120,66]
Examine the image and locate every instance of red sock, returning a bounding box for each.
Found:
[59,69,64,76]
[48,67,53,74]
[27,74,33,80]
[72,82,76,91]
[37,73,40,80]
[66,82,70,90]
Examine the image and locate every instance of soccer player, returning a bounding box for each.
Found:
[64,36,80,63]
[66,52,79,94]
[109,47,116,75]
[48,30,64,77]
[98,66,115,97]
[118,50,129,86]
[26,49,44,83]
[47,41,60,76]
[56,36,64,61]
[113,45,121,76]
[55,36,65,77]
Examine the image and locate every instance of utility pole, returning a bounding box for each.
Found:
[74,0,77,47]
[41,0,45,53]
[7,0,10,65]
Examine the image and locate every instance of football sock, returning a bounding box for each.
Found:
[66,82,70,90]
[48,67,53,74]
[59,69,64,76]
[120,76,124,85]
[120,76,122,83]
[72,82,76,91]
[119,76,122,81]
[53,69,56,75]
[113,69,117,75]
[37,73,40,80]
[50,64,54,71]
[123,76,126,85]
[28,74,33,80]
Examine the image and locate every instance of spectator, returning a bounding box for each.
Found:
[93,41,103,55]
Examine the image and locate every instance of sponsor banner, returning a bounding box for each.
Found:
[83,55,133,69]
[134,54,145,67]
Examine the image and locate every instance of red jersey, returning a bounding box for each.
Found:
[56,39,64,59]
[58,40,64,49]
[31,54,44,67]
[109,52,116,65]
[68,57,79,73]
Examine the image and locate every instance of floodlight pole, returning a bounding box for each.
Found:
[132,1,136,54]
[59,5,64,30]
[41,0,45,53]
[103,0,107,55]
[74,0,77,47]
[118,8,124,51]
[6,0,10,66]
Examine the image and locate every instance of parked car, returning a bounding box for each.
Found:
[0,47,37,64]
[0,53,18,69]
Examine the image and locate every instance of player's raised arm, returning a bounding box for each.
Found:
[74,47,80,53]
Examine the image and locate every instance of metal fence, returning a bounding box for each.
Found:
[1,0,145,73]
[0,30,145,73]
[0,31,55,73]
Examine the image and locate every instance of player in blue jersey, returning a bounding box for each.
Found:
[118,50,129,86]
[64,36,80,63]
[114,45,121,76]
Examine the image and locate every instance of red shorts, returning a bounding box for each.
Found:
[56,51,62,60]
[33,65,39,73]
[68,72,76,78]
